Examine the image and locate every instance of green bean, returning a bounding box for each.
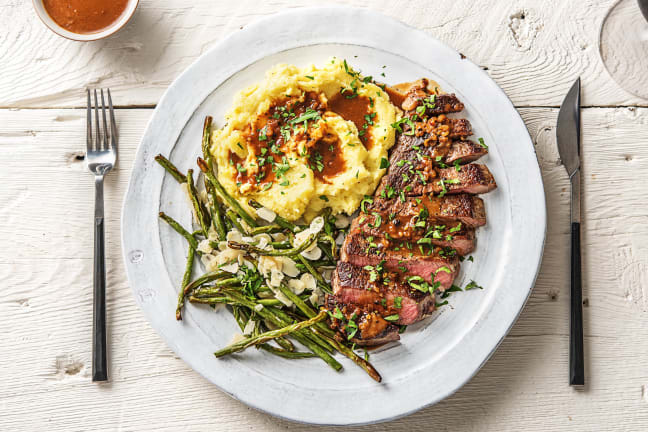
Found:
[225,210,248,234]
[276,284,336,338]
[249,224,283,235]
[193,277,242,294]
[248,200,301,232]
[263,322,295,352]
[186,169,210,237]
[205,180,227,241]
[255,293,310,307]
[198,157,258,227]
[269,241,291,249]
[159,212,199,251]
[234,306,295,354]
[228,234,317,257]
[154,154,186,184]
[313,331,382,383]
[188,296,234,304]
[318,233,338,259]
[259,345,316,359]
[265,306,335,353]
[296,255,326,285]
[175,246,195,320]
[214,311,327,357]
[222,292,340,369]
[201,116,213,166]
[183,270,230,295]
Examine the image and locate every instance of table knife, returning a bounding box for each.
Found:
[557,77,584,386]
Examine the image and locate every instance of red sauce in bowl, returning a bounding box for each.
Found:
[43,0,130,34]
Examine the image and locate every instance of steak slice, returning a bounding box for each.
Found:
[434,164,497,195]
[385,78,465,115]
[353,212,476,256]
[325,295,400,346]
[384,135,487,183]
[369,194,487,228]
[340,230,460,290]
[332,262,436,325]
[445,140,489,164]
[380,162,496,197]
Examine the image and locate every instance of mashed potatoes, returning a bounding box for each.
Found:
[210,58,400,221]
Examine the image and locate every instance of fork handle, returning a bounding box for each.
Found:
[93,176,108,382]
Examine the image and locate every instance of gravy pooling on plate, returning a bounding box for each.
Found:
[43,0,129,34]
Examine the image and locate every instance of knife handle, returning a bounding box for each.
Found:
[569,221,584,386]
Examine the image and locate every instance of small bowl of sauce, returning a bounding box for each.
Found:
[33,0,139,41]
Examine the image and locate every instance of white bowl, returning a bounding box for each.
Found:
[32,0,139,41]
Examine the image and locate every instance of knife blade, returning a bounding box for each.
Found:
[556,77,584,387]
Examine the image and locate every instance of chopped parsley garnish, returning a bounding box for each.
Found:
[379,157,390,169]
[478,137,488,149]
[465,280,483,290]
[371,212,382,228]
[391,116,416,135]
[329,307,344,320]
[290,108,321,126]
[449,223,462,233]
[435,266,452,274]
[319,195,329,202]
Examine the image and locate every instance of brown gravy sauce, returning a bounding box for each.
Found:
[43,0,129,34]
[327,93,373,148]
[232,91,374,191]
[308,130,345,184]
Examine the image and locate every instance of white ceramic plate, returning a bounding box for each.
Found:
[122,6,546,425]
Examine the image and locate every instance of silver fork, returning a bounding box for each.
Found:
[86,89,117,382]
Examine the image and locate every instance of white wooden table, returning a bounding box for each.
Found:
[2,1,647,430]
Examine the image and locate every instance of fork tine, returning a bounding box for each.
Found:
[100,89,109,150]
[107,89,118,155]
[94,89,100,151]
[86,89,93,152]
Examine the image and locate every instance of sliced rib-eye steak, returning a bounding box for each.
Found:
[340,230,460,291]
[445,140,489,164]
[380,136,487,195]
[350,201,476,255]
[369,194,487,228]
[325,85,496,346]
[332,262,436,325]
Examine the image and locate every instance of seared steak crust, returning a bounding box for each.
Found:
[325,295,401,346]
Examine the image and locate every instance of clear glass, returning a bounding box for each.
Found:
[599,0,648,99]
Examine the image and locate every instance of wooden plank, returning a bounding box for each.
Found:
[1,106,647,430]
[0,0,641,109]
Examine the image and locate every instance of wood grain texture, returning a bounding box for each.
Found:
[0,0,644,109]
[1,106,647,431]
